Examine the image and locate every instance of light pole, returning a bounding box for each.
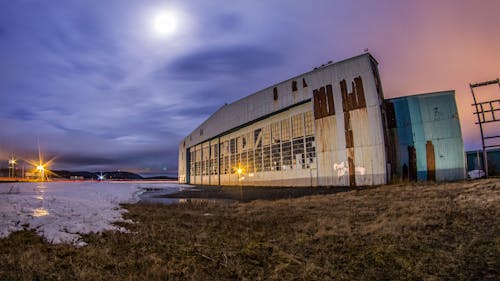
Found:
[8,156,16,178]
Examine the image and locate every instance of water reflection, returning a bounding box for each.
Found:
[34,183,46,200]
[33,208,49,217]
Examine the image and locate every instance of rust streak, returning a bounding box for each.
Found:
[408,146,417,181]
[426,140,436,181]
[326,84,335,116]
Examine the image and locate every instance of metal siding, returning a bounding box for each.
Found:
[388,91,465,182]
[182,54,375,149]
[179,54,390,186]
[314,59,386,186]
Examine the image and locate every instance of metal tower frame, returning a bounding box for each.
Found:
[470,78,500,177]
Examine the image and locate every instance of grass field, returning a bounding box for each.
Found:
[1,179,499,280]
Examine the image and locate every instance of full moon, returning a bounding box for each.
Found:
[152,11,178,37]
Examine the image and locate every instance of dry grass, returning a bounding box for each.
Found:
[1,179,499,280]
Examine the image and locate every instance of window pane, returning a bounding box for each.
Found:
[271,143,281,171]
[292,113,304,139]
[271,122,280,144]
[305,111,314,136]
[263,145,271,171]
[282,141,292,170]
[281,119,291,141]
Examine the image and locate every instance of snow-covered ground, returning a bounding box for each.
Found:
[0,181,186,246]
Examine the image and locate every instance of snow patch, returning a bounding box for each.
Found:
[0,181,184,246]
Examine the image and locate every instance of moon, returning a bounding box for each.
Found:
[152,11,178,37]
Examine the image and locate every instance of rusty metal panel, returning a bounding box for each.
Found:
[426,140,436,181]
[326,84,335,116]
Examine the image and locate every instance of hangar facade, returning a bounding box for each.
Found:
[178,53,465,186]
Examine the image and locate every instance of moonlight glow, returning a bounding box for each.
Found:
[152,11,178,37]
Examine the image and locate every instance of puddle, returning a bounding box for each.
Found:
[139,187,236,204]
[141,185,351,204]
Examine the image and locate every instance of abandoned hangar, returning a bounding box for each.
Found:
[178,53,465,187]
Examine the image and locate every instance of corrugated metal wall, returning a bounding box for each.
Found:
[386,91,465,182]
[178,53,388,186]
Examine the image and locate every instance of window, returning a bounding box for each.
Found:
[271,143,281,171]
[281,119,291,141]
[273,87,278,101]
[210,143,218,175]
[202,145,210,176]
[245,132,253,150]
[240,152,247,171]
[292,113,304,139]
[282,141,292,169]
[254,128,262,148]
[190,150,196,176]
[263,145,271,171]
[230,138,237,154]
[271,122,280,144]
[305,136,316,169]
[230,153,237,174]
[292,138,304,169]
[195,148,202,176]
[292,80,297,92]
[255,146,263,172]
[220,141,229,174]
[262,126,270,146]
[247,149,254,173]
[305,111,314,136]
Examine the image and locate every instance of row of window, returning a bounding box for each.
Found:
[189,111,316,177]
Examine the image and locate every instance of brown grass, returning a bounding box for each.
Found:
[1,179,499,280]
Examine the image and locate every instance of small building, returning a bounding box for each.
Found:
[178,54,465,187]
[385,91,465,182]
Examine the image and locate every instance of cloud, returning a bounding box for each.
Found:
[215,13,242,30]
[164,45,283,80]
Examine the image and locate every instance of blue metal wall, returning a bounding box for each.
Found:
[387,91,465,181]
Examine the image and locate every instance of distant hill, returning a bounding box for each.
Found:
[143,175,178,180]
[52,170,143,180]
[0,167,175,180]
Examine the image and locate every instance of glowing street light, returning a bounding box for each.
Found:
[37,165,45,181]
[25,144,55,182]
[8,155,16,178]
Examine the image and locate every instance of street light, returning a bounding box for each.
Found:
[8,156,16,178]
[37,165,45,181]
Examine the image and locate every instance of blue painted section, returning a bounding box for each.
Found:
[388,91,465,181]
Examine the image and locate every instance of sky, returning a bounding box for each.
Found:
[1,0,499,176]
